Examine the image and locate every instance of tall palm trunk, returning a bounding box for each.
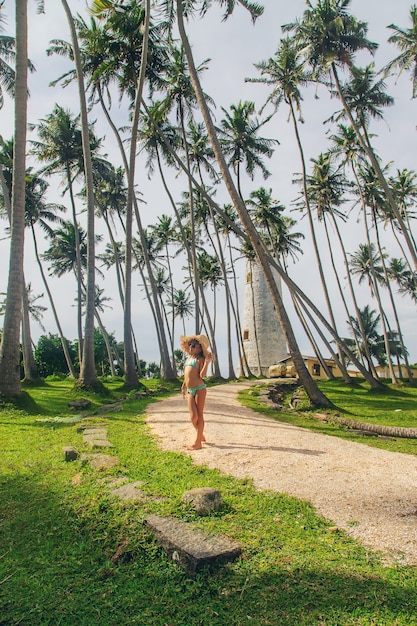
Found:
[61,0,98,387]
[122,0,151,386]
[179,105,200,334]
[66,164,84,364]
[0,0,27,396]
[208,211,235,379]
[1,152,40,382]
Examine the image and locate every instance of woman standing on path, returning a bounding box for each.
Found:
[180,335,213,450]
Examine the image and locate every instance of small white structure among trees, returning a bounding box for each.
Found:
[241,260,287,377]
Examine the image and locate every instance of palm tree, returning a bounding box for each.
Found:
[349,243,388,378]
[246,187,303,261]
[348,305,387,372]
[0,9,16,109]
[149,213,177,358]
[92,165,127,307]
[219,100,277,198]
[385,5,417,98]
[170,288,194,335]
[388,257,417,303]
[174,0,332,406]
[153,266,175,367]
[357,163,409,384]
[197,250,223,333]
[0,0,29,395]
[328,123,379,371]
[389,168,417,261]
[0,141,41,382]
[42,220,88,287]
[358,163,414,383]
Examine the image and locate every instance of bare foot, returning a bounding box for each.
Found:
[186,443,202,450]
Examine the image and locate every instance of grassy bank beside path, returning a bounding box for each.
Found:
[241,377,417,456]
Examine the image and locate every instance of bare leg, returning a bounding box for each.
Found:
[186,388,206,449]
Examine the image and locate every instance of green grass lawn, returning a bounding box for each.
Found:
[1,377,416,625]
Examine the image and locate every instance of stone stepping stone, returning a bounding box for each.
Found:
[146,514,241,576]
[181,487,223,516]
[88,454,119,471]
[63,446,80,461]
[83,427,113,448]
[110,481,148,501]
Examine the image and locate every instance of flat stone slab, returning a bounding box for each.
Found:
[111,481,147,501]
[83,427,108,437]
[83,427,113,448]
[146,514,241,575]
[85,438,114,448]
[88,454,119,470]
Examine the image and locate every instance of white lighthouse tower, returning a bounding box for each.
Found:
[241,259,287,377]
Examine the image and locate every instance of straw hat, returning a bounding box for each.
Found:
[180,334,211,357]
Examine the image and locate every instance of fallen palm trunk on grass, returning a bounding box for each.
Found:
[313,412,417,439]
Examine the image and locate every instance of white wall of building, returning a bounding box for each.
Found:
[241,260,287,376]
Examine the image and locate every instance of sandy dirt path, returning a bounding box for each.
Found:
[146,381,417,565]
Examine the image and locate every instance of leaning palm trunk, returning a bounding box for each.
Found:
[207,207,236,379]
[31,225,76,378]
[176,1,331,405]
[61,0,98,387]
[94,310,116,377]
[291,290,340,379]
[372,212,414,383]
[21,279,41,381]
[362,201,398,383]
[270,254,383,388]
[0,0,28,396]
[349,165,381,374]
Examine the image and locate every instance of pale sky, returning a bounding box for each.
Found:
[1,0,416,372]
